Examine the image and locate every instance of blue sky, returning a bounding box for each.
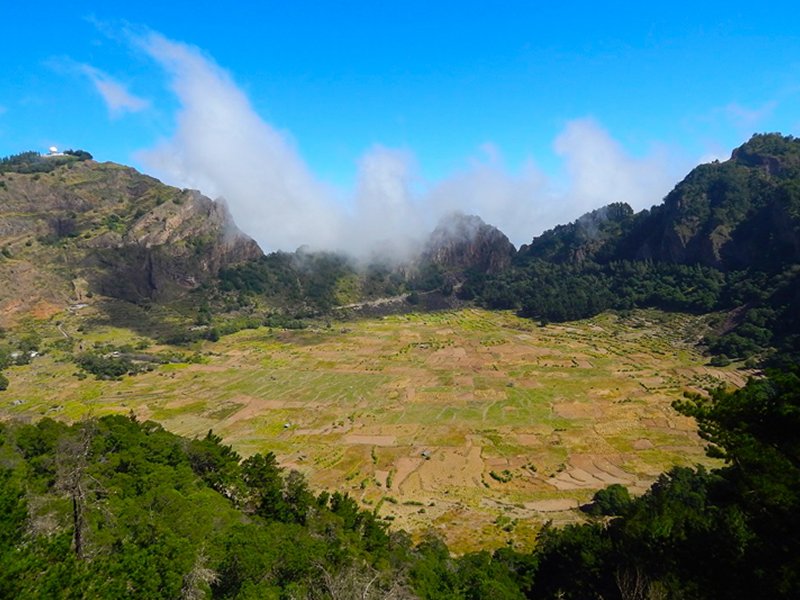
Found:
[2,2,799,252]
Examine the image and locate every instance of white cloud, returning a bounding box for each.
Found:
[346,146,426,257]
[133,32,684,254]
[722,100,778,130]
[554,118,680,215]
[426,149,550,246]
[136,33,343,252]
[422,122,680,245]
[79,64,149,117]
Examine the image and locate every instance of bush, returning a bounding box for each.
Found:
[585,483,631,516]
[75,351,141,379]
[709,354,731,367]
[489,470,513,483]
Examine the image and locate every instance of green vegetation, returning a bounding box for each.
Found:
[474,259,725,319]
[74,351,150,380]
[0,369,797,598]
[583,483,631,516]
[0,416,408,598]
[490,469,513,483]
[0,149,92,173]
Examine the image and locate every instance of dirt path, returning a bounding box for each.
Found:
[334,294,410,310]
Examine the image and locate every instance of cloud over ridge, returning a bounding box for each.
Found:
[132,32,685,256]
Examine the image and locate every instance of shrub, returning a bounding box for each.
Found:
[585,483,631,516]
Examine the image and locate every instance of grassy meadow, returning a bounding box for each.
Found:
[0,307,745,552]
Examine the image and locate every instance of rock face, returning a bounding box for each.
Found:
[615,133,800,271]
[0,159,262,314]
[85,188,262,302]
[421,212,516,275]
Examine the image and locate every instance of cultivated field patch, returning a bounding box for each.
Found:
[0,308,744,551]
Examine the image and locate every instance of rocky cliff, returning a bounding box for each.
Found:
[0,158,261,318]
[421,212,516,275]
[616,133,800,271]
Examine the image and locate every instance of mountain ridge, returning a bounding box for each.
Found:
[1,134,798,363]
[516,133,800,272]
[473,133,800,364]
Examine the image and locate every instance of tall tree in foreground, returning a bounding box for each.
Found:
[675,369,800,596]
[55,418,97,560]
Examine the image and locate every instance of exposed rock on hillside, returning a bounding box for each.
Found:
[617,134,800,271]
[0,159,261,317]
[422,212,516,275]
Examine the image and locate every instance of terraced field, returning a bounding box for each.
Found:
[0,308,746,551]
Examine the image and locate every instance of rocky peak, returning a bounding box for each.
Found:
[422,212,516,275]
[730,133,800,177]
[613,133,800,271]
